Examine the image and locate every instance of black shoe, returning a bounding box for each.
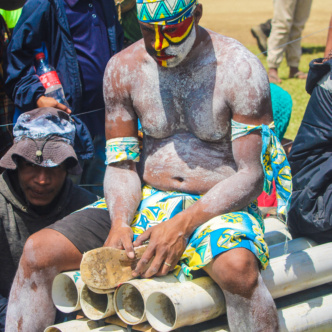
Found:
[251,25,268,55]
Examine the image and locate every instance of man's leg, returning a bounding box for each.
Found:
[5,229,82,332]
[204,248,279,332]
[287,0,312,78]
[267,0,297,83]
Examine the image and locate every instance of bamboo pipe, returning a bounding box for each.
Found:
[145,277,225,332]
[262,242,332,299]
[44,318,103,332]
[114,274,179,325]
[51,271,85,313]
[80,284,116,320]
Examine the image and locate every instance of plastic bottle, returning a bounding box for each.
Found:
[35,52,70,107]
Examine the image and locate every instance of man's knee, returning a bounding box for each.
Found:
[207,249,260,297]
[20,229,82,274]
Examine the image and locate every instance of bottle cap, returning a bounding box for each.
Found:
[35,52,45,61]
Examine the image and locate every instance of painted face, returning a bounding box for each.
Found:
[17,159,67,206]
[141,16,197,67]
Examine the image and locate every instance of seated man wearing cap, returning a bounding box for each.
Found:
[0,107,97,331]
[6,1,291,331]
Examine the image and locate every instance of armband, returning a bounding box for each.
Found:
[105,137,140,165]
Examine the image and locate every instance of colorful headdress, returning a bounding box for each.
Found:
[137,0,198,25]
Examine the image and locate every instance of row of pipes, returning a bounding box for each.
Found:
[45,218,332,332]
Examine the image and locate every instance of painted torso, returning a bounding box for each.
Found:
[104,28,270,194]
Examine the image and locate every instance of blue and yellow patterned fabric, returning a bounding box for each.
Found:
[105,137,140,165]
[231,120,292,221]
[137,0,198,25]
[79,185,268,281]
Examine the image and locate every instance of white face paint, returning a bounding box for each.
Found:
[163,25,197,68]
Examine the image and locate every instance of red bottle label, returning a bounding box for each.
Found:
[39,71,61,89]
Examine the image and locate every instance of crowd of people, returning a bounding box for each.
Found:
[0,0,331,331]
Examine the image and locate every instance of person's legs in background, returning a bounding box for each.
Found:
[287,0,312,79]
[267,0,297,83]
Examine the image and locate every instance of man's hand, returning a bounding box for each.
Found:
[132,216,189,278]
[103,224,135,259]
[37,96,71,114]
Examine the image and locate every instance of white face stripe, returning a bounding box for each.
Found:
[162,24,196,68]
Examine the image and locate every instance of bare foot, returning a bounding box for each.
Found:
[268,68,282,84]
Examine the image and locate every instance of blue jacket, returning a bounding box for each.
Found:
[288,58,332,243]
[5,0,123,126]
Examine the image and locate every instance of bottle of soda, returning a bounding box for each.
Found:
[35,52,70,107]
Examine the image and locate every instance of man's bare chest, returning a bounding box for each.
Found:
[132,66,231,141]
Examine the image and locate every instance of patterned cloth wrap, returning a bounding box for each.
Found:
[88,121,292,280]
[105,137,140,164]
[137,0,198,25]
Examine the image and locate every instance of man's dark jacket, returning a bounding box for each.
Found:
[288,58,332,243]
[5,0,123,116]
[0,170,98,330]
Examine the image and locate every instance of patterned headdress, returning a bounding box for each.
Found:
[137,0,198,25]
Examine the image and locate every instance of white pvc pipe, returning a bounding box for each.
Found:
[145,277,225,332]
[80,284,116,320]
[44,318,103,332]
[264,217,287,232]
[51,271,85,313]
[269,237,317,259]
[264,228,292,246]
[90,325,127,331]
[193,293,332,332]
[262,242,332,299]
[278,293,332,332]
[114,274,179,325]
[262,217,292,246]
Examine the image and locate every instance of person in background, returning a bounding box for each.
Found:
[114,0,142,47]
[0,0,26,161]
[324,15,332,58]
[288,19,332,244]
[0,107,98,331]
[251,19,272,55]
[5,0,123,196]
[267,0,312,83]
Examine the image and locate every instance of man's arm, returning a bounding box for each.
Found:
[102,56,142,259]
[5,0,69,113]
[133,55,273,277]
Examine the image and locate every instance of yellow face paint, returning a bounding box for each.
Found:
[162,18,194,44]
[154,24,170,51]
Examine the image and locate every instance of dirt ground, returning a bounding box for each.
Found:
[199,0,331,48]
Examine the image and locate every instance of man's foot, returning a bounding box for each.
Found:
[251,25,268,55]
[268,68,282,84]
[289,71,308,79]
[289,67,307,79]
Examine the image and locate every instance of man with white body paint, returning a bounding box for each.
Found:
[6,1,292,331]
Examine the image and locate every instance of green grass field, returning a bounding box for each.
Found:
[247,45,326,141]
